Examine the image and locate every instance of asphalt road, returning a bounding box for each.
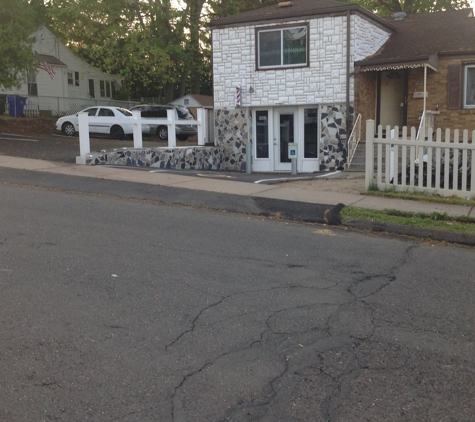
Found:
[1,178,475,422]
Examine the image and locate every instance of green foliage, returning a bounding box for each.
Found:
[0,0,39,89]
[340,207,475,234]
[340,0,470,15]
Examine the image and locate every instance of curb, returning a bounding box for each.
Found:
[252,198,345,224]
[343,219,475,246]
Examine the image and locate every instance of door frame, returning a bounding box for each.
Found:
[376,69,408,128]
[274,107,297,171]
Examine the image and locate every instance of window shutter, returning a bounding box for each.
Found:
[447,64,461,110]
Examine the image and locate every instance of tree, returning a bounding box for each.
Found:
[342,0,470,15]
[0,0,39,90]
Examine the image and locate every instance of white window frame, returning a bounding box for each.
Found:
[257,25,308,70]
[464,65,475,108]
[67,71,74,85]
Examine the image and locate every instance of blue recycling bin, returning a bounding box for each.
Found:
[7,95,27,117]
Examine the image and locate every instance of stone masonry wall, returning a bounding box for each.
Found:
[90,146,235,171]
[212,14,390,109]
[214,108,249,171]
[320,104,351,171]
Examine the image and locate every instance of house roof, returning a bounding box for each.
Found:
[188,94,214,107]
[356,8,475,72]
[209,0,394,31]
[37,53,66,67]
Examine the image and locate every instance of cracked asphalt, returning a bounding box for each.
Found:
[1,181,475,422]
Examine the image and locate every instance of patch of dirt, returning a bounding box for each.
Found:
[285,173,366,195]
[0,117,57,135]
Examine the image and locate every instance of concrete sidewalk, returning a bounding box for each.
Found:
[1,155,473,219]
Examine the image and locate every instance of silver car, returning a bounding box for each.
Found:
[56,106,150,139]
[130,104,197,141]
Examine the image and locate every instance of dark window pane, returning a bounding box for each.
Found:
[89,79,95,98]
[259,30,281,67]
[283,27,307,65]
[466,67,475,106]
[255,110,269,158]
[304,108,318,158]
[280,113,294,163]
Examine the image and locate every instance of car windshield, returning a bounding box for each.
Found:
[176,106,194,120]
[117,108,133,117]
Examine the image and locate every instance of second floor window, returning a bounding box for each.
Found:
[257,25,308,70]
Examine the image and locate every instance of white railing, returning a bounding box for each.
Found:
[346,113,361,169]
[76,108,209,164]
[365,119,475,198]
[416,110,439,141]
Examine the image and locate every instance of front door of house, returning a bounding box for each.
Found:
[274,109,296,171]
[378,70,407,128]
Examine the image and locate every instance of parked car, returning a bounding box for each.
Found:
[55,106,150,139]
[129,104,197,141]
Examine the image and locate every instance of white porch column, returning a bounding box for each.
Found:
[132,110,143,149]
[197,108,206,146]
[167,108,176,148]
[76,112,90,164]
[365,119,375,190]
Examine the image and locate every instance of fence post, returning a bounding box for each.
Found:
[197,108,205,146]
[132,110,142,149]
[365,119,375,190]
[76,112,90,165]
[167,108,176,148]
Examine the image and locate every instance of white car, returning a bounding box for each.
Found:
[55,106,150,139]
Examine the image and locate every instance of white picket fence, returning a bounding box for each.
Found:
[365,120,475,198]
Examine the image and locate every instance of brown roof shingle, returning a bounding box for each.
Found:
[356,9,475,69]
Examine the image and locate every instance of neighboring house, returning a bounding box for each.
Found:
[354,9,475,136]
[210,0,475,172]
[2,26,124,116]
[171,94,215,142]
[170,94,214,109]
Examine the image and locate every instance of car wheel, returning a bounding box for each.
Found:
[110,125,125,140]
[177,135,188,141]
[157,126,168,140]
[62,122,75,136]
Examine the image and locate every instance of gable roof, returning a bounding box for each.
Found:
[187,94,214,107]
[356,8,475,71]
[209,0,394,30]
[36,53,66,67]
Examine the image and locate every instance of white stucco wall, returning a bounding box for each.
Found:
[212,13,391,109]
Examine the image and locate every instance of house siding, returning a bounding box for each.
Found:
[3,27,120,115]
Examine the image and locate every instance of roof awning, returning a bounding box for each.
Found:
[355,54,438,73]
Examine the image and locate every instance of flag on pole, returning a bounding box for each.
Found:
[34,52,56,79]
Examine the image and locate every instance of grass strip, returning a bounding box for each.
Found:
[340,207,475,235]
[365,188,475,207]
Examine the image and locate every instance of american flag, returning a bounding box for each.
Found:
[34,52,56,79]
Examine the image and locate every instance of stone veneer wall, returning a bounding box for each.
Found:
[320,104,352,171]
[214,108,249,171]
[90,146,241,171]
[212,14,391,109]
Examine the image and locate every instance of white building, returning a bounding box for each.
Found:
[210,0,392,172]
[2,26,129,116]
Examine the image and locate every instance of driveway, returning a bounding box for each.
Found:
[0,132,198,163]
